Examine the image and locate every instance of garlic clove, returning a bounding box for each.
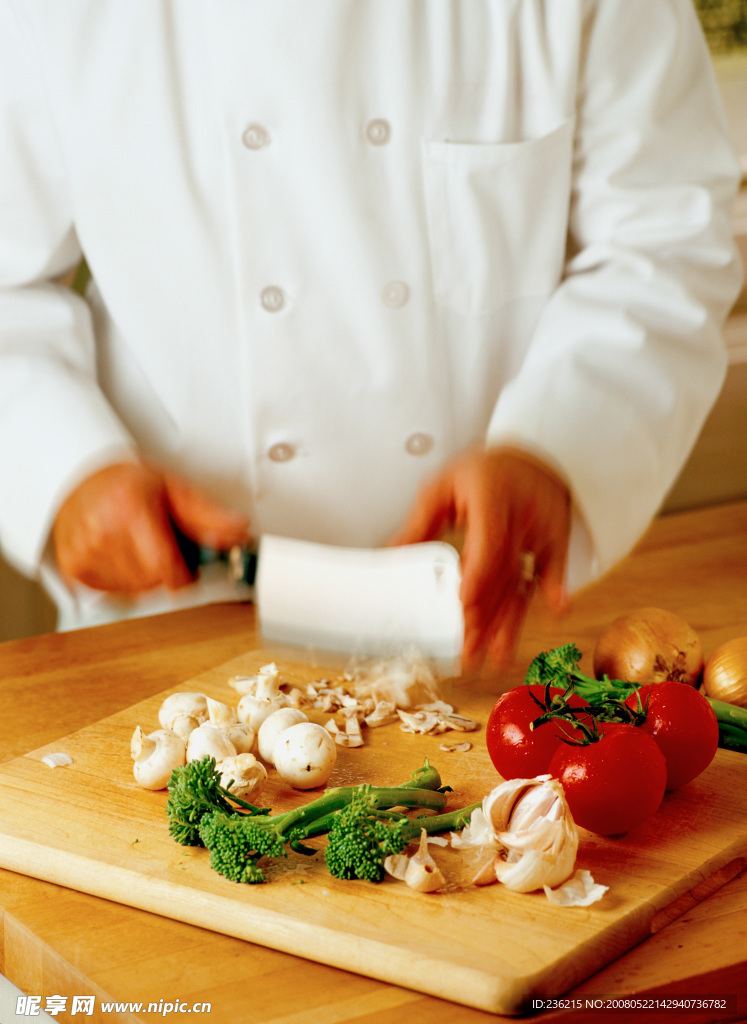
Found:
[385,831,445,892]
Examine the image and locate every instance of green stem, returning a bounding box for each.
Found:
[400,802,481,842]
[563,675,747,755]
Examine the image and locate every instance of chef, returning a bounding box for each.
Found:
[0,1,742,670]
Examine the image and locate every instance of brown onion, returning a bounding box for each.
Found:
[593,607,703,686]
[702,637,747,708]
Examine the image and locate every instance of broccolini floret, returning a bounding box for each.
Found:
[324,787,480,883]
[197,810,274,884]
[166,755,269,846]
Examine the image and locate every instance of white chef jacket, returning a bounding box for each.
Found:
[0,0,742,631]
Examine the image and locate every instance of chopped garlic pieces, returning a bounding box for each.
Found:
[41,752,73,768]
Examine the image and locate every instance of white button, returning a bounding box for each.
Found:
[366,119,391,146]
[242,124,270,150]
[405,433,434,456]
[382,281,410,309]
[268,442,295,462]
[261,286,286,312]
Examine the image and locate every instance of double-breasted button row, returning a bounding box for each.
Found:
[265,433,433,464]
[242,118,392,151]
[242,117,429,466]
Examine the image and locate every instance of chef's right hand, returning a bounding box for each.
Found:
[52,461,252,593]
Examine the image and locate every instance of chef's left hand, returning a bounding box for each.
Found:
[389,445,571,672]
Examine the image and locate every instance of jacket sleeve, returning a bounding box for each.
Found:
[0,0,137,576]
[486,0,743,592]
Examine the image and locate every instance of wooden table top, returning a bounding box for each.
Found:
[1,499,746,1024]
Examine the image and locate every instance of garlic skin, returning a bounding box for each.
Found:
[452,775,579,893]
[131,727,186,790]
[215,753,268,801]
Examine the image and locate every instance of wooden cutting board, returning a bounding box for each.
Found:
[0,650,745,1016]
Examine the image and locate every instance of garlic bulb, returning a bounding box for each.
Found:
[452,775,578,893]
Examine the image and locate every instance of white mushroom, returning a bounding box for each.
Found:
[131,726,186,790]
[214,753,268,801]
[224,723,256,754]
[257,707,309,764]
[186,722,237,763]
[273,722,337,790]
[158,692,209,740]
[237,663,290,731]
[206,697,238,727]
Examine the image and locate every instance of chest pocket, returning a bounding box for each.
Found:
[422,117,576,316]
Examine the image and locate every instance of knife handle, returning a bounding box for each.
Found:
[171,519,257,586]
[170,520,202,577]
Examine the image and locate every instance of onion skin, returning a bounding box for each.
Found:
[703,637,747,709]
[592,607,703,687]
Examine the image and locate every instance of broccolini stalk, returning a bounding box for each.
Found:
[167,756,450,884]
[525,643,747,754]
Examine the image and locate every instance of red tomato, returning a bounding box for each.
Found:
[624,681,719,790]
[549,722,667,835]
[486,685,590,780]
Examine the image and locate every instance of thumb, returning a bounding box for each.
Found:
[163,472,252,550]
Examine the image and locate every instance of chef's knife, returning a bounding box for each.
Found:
[173,526,463,670]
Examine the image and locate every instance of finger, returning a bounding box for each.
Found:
[461,550,528,672]
[387,475,453,547]
[163,472,251,550]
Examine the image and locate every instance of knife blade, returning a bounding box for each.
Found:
[173,525,463,670]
